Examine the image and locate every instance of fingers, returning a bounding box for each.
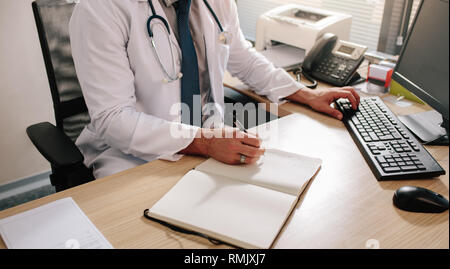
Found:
[332,90,358,110]
[232,138,264,164]
[319,103,344,120]
[221,135,264,165]
[243,156,259,165]
[341,86,360,105]
[240,132,262,147]
[232,154,260,165]
[238,144,265,158]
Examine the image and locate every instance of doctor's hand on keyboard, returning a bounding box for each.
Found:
[180,128,265,165]
[286,86,360,120]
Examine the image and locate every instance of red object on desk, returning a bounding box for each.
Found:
[367,64,393,88]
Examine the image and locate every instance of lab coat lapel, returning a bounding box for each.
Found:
[199,1,225,115]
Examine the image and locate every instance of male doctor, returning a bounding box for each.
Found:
[69,0,360,179]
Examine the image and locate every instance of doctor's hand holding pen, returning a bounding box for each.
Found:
[179,86,360,166]
[180,128,265,165]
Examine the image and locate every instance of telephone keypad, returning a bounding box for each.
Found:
[316,55,359,83]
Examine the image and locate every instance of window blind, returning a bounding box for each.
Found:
[237,0,386,51]
[381,0,405,53]
[379,0,420,54]
[409,0,421,27]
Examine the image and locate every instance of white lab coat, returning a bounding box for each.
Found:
[69,0,304,179]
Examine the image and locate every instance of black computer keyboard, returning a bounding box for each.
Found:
[336,96,445,180]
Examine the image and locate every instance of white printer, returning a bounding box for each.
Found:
[255,4,352,67]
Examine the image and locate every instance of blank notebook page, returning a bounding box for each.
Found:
[195,148,322,196]
[149,170,298,249]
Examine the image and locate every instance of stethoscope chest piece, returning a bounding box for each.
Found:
[162,72,183,84]
[219,31,232,45]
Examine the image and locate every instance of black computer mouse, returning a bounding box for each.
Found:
[393,186,449,213]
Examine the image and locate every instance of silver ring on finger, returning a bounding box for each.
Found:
[240,154,246,164]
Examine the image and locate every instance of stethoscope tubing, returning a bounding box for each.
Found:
[146,0,225,83]
[201,0,224,32]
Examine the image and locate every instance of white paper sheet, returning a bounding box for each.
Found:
[0,197,113,249]
[260,44,306,69]
[383,95,414,108]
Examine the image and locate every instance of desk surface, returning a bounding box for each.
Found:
[0,73,448,249]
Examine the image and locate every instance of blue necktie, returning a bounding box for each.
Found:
[176,0,201,126]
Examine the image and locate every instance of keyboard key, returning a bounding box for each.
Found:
[351,117,361,125]
[417,165,426,170]
[401,166,418,172]
[387,163,398,168]
[368,132,379,141]
[383,167,401,173]
[376,156,387,163]
[379,135,394,141]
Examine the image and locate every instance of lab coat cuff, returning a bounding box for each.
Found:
[157,124,201,162]
[266,81,305,105]
[159,153,185,162]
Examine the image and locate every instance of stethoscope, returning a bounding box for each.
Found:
[147,0,230,83]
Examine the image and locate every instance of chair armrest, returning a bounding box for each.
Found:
[26,122,84,168]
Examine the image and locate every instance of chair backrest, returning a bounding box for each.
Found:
[32,0,90,142]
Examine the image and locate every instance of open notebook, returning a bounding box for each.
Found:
[147,148,322,249]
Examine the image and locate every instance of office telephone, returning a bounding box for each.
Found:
[298,33,368,88]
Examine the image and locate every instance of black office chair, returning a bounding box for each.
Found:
[27,0,94,192]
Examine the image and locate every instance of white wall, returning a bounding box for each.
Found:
[0,0,54,185]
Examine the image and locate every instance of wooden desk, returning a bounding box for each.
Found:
[223,72,448,249]
[0,74,448,249]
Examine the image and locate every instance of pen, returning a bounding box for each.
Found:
[233,118,247,134]
[234,118,266,159]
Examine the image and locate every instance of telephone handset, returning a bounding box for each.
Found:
[298,33,367,88]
